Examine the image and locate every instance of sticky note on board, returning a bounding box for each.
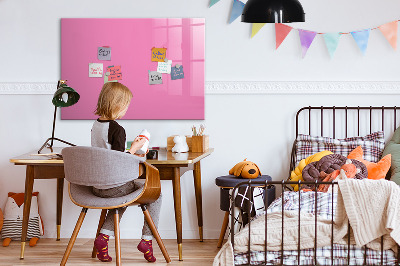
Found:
[107,65,122,81]
[104,72,117,84]
[89,63,103,77]
[157,60,172,74]
[98,47,111,60]
[171,65,184,80]
[151,48,167,62]
[149,71,163,85]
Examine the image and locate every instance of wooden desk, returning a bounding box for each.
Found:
[9,148,64,260]
[10,147,213,261]
[146,148,213,260]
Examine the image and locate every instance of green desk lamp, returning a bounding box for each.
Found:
[38,80,80,154]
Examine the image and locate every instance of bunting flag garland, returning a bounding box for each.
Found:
[208,3,400,58]
[251,23,266,38]
[378,21,398,50]
[323,33,341,58]
[229,0,245,24]
[209,0,220,7]
[275,23,293,49]
[351,29,370,55]
[298,30,317,58]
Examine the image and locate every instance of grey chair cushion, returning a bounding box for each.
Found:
[69,180,145,208]
[62,146,145,188]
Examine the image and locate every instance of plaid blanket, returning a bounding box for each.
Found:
[234,191,397,265]
[234,244,397,265]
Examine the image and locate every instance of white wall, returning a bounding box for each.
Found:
[1,0,400,240]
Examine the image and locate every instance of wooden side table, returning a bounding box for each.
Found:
[215,175,275,248]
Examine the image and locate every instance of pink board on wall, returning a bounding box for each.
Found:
[61,18,205,120]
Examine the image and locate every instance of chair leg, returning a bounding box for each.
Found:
[217,211,230,248]
[141,205,171,263]
[114,209,121,266]
[60,208,88,266]
[91,209,108,258]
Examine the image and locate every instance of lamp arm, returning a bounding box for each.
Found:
[50,105,57,148]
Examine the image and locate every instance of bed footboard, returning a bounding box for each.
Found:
[230,180,400,266]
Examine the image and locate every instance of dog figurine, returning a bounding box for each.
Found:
[172,135,189,153]
[229,159,261,179]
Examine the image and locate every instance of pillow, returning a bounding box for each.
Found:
[382,126,400,184]
[295,131,385,166]
[347,146,391,180]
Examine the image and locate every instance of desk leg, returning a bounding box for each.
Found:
[172,167,183,261]
[20,165,35,259]
[56,178,64,241]
[193,161,203,242]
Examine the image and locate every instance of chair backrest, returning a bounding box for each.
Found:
[62,146,145,187]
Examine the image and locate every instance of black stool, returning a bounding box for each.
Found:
[215,175,275,248]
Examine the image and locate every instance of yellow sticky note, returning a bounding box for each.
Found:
[151,48,167,62]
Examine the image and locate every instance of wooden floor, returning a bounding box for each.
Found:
[0,239,221,265]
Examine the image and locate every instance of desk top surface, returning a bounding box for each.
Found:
[10,147,214,166]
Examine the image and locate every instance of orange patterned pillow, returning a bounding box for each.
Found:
[347,146,391,180]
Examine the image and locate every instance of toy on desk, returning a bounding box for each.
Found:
[135,129,150,155]
[172,135,189,153]
[229,159,261,179]
[1,192,44,247]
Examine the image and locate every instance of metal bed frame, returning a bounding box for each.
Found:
[230,106,400,266]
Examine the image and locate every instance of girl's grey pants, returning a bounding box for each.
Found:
[92,179,162,240]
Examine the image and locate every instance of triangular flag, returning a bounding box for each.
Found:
[323,33,341,58]
[209,0,220,7]
[351,29,370,55]
[275,23,293,49]
[378,21,397,50]
[298,29,317,58]
[229,0,245,24]
[251,23,266,38]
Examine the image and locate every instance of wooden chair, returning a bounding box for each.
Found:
[60,146,171,265]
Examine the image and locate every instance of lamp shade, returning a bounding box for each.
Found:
[52,84,80,107]
[241,0,305,23]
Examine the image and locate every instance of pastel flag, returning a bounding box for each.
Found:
[229,0,245,24]
[275,23,293,49]
[378,21,398,50]
[251,23,266,38]
[323,33,341,58]
[351,29,370,55]
[209,0,220,7]
[298,29,317,58]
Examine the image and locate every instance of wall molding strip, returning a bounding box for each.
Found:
[1,81,400,95]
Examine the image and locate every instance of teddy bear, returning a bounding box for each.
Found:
[1,192,44,247]
[172,135,189,153]
[229,159,261,179]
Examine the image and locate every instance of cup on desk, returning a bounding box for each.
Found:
[146,150,158,160]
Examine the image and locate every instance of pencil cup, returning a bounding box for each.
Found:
[191,135,209,153]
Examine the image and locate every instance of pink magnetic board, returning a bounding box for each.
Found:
[61,18,205,120]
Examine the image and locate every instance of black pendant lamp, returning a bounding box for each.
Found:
[242,0,305,23]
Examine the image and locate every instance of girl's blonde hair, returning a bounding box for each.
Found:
[95,82,133,120]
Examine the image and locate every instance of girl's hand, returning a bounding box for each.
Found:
[134,148,149,157]
[129,137,147,154]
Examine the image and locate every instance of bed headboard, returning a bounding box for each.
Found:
[290,106,400,179]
